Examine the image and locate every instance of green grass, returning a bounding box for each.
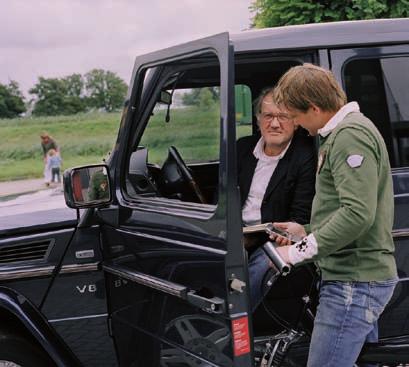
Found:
[0,112,120,181]
[140,107,252,165]
[0,108,252,182]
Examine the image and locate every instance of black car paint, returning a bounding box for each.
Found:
[0,287,81,366]
[0,19,408,367]
[0,205,118,366]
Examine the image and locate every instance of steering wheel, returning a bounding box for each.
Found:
[168,146,207,204]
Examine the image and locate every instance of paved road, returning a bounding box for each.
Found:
[0,178,62,199]
[0,178,67,218]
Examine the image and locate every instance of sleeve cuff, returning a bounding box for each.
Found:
[288,233,318,265]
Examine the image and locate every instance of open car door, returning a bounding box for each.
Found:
[99,33,252,366]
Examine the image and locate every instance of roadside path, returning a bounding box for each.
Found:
[0,178,62,198]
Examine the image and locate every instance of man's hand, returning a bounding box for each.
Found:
[270,222,307,246]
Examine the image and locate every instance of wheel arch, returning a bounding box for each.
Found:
[0,286,81,367]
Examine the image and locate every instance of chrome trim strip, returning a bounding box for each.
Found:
[0,265,55,280]
[131,197,216,211]
[103,263,186,298]
[120,202,215,220]
[49,313,108,323]
[60,262,100,274]
[394,193,409,198]
[392,230,409,238]
[0,262,100,281]
[117,228,226,255]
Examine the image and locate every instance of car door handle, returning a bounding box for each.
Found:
[103,262,225,314]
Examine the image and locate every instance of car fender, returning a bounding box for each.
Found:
[0,286,81,367]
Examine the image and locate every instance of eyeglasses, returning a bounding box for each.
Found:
[259,112,293,124]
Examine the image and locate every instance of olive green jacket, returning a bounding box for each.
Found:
[308,112,397,281]
[41,139,58,156]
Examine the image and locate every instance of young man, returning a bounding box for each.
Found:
[271,64,397,366]
[238,88,316,310]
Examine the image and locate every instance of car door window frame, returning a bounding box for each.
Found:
[330,45,409,233]
[124,63,223,218]
[110,36,235,222]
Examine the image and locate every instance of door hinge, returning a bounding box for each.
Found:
[229,276,246,294]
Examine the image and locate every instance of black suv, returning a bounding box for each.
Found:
[1,18,409,367]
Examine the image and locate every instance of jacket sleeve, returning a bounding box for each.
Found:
[289,142,317,225]
[312,127,380,259]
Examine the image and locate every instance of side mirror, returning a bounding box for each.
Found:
[63,164,112,209]
[158,90,172,105]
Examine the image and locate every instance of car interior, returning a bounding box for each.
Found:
[125,56,303,207]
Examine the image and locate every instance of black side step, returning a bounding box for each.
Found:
[359,334,409,364]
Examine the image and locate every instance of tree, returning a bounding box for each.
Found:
[29,70,127,116]
[85,69,128,112]
[29,75,87,116]
[182,87,219,106]
[0,81,26,118]
[63,74,87,114]
[250,0,409,28]
[198,88,215,110]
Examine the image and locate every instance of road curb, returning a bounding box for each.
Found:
[0,179,61,199]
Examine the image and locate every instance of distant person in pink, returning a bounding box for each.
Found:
[40,132,58,186]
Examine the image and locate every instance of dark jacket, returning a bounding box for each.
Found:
[237,130,317,225]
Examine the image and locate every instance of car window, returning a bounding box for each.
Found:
[392,171,409,230]
[139,87,220,165]
[235,84,253,139]
[125,55,223,208]
[344,56,409,168]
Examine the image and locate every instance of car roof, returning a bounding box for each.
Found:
[231,18,409,53]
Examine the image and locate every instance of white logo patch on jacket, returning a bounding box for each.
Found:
[346,154,364,168]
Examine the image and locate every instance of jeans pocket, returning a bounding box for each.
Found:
[368,279,397,321]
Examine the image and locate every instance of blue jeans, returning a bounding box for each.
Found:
[248,247,273,311]
[308,279,397,367]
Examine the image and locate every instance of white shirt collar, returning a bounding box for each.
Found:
[253,137,291,162]
[318,102,360,138]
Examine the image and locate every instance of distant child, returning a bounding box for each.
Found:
[46,149,62,183]
[40,132,59,186]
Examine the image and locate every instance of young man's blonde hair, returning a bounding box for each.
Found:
[274,63,347,113]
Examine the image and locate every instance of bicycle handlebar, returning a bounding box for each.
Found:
[262,241,291,276]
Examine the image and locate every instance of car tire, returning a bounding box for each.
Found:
[0,331,54,367]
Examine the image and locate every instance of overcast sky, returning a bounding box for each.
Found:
[0,0,253,96]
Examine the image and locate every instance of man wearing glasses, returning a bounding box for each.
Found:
[237,87,316,310]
